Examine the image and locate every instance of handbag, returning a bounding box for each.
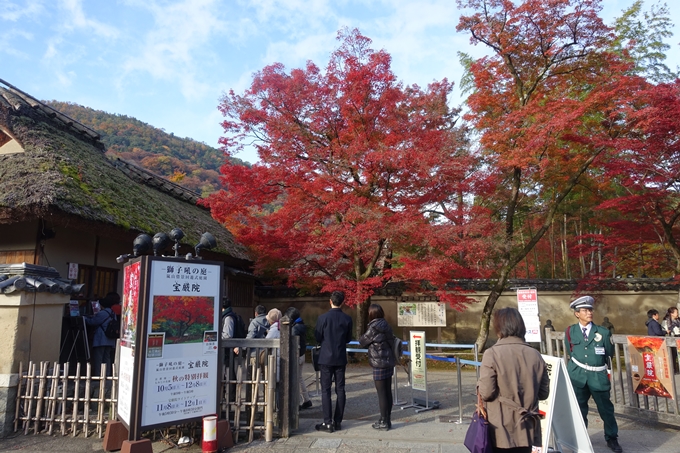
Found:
[312,346,321,372]
[464,390,493,453]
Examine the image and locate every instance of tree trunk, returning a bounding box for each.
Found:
[355,297,370,340]
[474,273,507,351]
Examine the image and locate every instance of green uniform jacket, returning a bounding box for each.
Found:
[564,323,613,392]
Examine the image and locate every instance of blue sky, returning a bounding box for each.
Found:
[1,0,679,164]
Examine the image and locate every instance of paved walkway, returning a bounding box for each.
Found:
[2,365,679,452]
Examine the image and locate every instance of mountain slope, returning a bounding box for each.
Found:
[45,101,247,196]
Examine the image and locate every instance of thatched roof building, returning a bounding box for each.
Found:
[0,78,249,265]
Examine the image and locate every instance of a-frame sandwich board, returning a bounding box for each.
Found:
[539,354,594,453]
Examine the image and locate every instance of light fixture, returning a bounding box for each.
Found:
[194,232,216,259]
[132,234,152,256]
[169,228,185,257]
[152,232,170,256]
[116,233,153,263]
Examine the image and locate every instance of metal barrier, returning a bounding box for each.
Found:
[306,341,481,422]
[546,330,680,426]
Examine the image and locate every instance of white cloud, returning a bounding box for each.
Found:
[0,28,33,57]
[119,0,229,100]
[58,0,119,38]
[0,0,44,22]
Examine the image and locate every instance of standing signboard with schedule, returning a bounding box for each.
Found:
[116,256,223,439]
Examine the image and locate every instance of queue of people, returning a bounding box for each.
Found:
[645,306,680,336]
[219,294,680,452]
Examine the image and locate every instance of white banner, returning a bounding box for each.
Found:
[517,289,541,342]
[409,331,427,391]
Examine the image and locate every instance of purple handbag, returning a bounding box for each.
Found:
[464,392,493,453]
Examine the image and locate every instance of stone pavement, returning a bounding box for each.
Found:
[1,364,679,452]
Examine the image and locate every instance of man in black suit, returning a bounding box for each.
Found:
[314,291,353,433]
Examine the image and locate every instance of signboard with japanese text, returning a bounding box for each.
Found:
[68,262,78,280]
[117,345,135,425]
[627,336,674,400]
[140,259,222,428]
[517,289,541,343]
[539,355,594,453]
[409,331,427,391]
[117,260,141,427]
[397,303,446,327]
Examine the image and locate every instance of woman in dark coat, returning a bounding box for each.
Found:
[359,303,396,431]
[478,307,550,453]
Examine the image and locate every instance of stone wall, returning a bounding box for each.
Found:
[252,289,680,347]
[0,291,68,436]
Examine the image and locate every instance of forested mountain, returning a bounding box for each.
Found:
[45,101,247,196]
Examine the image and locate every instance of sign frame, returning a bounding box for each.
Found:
[116,256,223,439]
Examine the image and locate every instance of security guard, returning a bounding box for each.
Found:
[564,296,622,453]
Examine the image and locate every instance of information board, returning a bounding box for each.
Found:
[397,303,446,327]
[140,259,221,427]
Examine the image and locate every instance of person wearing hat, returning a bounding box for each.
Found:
[564,296,622,453]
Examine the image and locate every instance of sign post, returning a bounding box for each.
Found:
[400,331,439,413]
[105,256,223,452]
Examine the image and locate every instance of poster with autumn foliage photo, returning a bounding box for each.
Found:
[151,295,215,344]
[122,260,141,346]
[627,336,674,400]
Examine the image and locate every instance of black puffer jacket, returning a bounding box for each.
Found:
[359,318,396,369]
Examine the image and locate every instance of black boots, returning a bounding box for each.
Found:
[372,418,390,431]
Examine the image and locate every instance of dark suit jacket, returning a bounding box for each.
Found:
[315,307,353,366]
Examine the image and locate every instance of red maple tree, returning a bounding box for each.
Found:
[205,28,484,335]
[596,81,680,275]
[456,0,646,348]
[152,295,214,343]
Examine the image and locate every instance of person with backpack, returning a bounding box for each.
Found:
[85,292,120,383]
[247,305,270,339]
[221,298,247,341]
[359,303,396,431]
[221,297,247,360]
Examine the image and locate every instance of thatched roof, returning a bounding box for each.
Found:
[0,79,250,264]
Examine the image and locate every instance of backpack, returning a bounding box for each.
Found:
[392,336,404,361]
[101,311,120,339]
[223,311,247,339]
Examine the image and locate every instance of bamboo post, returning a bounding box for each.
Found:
[83,363,92,437]
[248,352,260,439]
[265,354,275,442]
[97,363,106,437]
[48,362,60,435]
[110,365,118,420]
[248,367,261,443]
[71,363,81,436]
[24,362,36,435]
[60,362,69,436]
[14,361,24,433]
[34,361,49,434]
[233,357,243,444]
